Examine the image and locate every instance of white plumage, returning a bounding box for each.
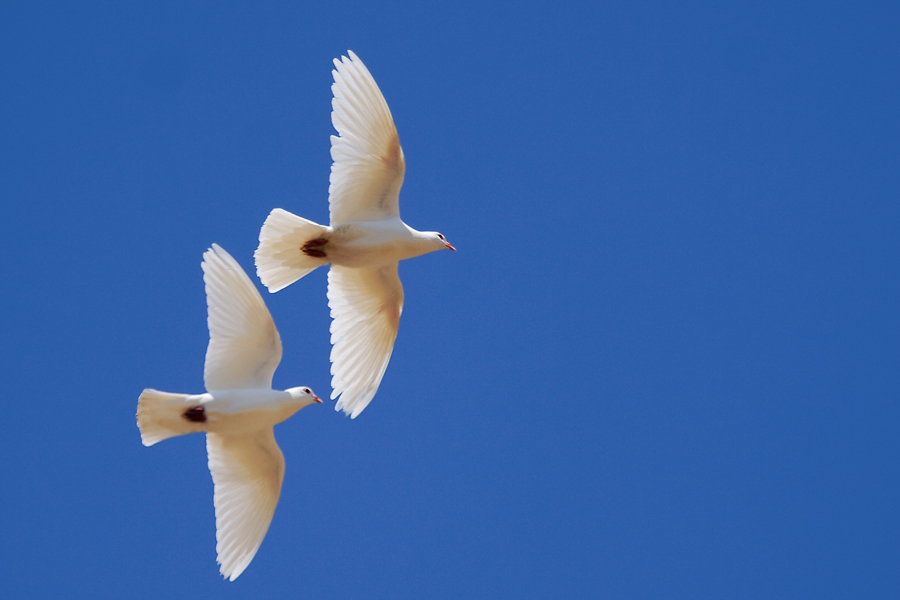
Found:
[137,244,321,581]
[255,51,454,418]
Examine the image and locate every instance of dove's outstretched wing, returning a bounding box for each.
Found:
[328,51,406,226]
[328,264,403,418]
[202,244,282,392]
[206,430,284,581]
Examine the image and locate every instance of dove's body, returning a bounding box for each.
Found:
[303,218,446,268]
[255,51,454,419]
[139,388,311,438]
[137,244,321,581]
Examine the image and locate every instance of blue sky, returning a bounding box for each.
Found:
[1,1,898,598]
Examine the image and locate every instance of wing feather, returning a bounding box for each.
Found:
[327,264,403,418]
[207,430,285,581]
[202,244,282,391]
[328,51,406,225]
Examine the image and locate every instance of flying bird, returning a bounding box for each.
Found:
[136,243,322,581]
[255,51,455,418]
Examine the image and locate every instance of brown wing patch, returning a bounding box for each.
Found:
[381,130,405,175]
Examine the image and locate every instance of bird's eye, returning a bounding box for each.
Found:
[304,388,311,394]
[438,233,445,240]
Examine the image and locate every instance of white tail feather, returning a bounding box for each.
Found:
[255,209,329,293]
[136,389,204,446]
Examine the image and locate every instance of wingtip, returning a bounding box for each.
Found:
[204,242,226,263]
[223,567,244,582]
[333,393,372,419]
[335,50,366,74]
[202,243,235,273]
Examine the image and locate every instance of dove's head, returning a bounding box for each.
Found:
[431,232,456,252]
[287,386,323,408]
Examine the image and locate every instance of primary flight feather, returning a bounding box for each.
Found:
[255,51,455,418]
[136,244,322,581]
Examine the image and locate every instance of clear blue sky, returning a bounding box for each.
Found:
[2,1,898,598]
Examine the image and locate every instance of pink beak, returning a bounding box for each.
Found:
[313,395,322,403]
[445,242,456,251]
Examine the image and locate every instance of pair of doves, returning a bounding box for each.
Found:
[136,52,454,581]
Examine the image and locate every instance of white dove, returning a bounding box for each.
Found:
[254,51,455,419]
[136,243,322,581]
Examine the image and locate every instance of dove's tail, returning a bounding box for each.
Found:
[255,208,330,293]
[136,389,205,446]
